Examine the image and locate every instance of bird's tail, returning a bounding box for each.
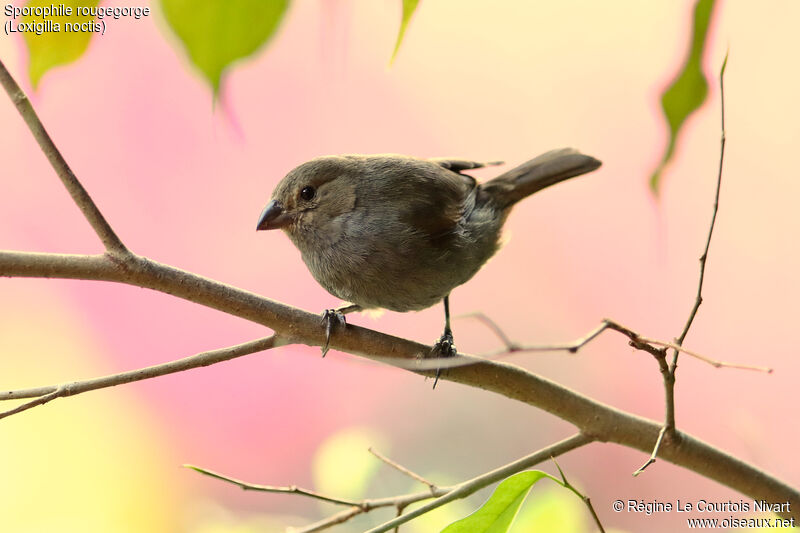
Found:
[480,148,601,209]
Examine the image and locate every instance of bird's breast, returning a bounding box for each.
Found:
[296,206,504,312]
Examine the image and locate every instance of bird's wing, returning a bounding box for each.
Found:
[400,162,479,241]
[356,156,479,241]
[429,158,504,174]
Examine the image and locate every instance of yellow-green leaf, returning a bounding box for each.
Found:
[161,0,289,95]
[441,471,556,533]
[21,0,99,89]
[650,0,717,194]
[510,486,587,533]
[390,0,419,65]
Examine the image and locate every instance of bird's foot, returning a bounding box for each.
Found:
[429,330,457,389]
[320,309,347,357]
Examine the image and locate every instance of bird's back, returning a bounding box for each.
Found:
[306,155,504,311]
[294,150,599,312]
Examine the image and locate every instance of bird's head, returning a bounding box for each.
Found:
[256,156,359,243]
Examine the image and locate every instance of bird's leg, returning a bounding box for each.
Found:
[430,295,457,388]
[320,303,362,357]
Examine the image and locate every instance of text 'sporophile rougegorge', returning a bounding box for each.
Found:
[3,3,150,36]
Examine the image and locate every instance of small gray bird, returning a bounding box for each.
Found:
[256,148,601,378]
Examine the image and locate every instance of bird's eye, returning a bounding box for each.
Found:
[300,186,316,201]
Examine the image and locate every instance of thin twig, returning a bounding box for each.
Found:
[551,457,606,533]
[193,448,442,533]
[632,426,668,476]
[392,506,402,533]
[196,433,592,533]
[384,318,653,372]
[460,312,607,355]
[369,447,438,492]
[637,336,770,373]
[288,507,363,533]
[636,52,731,476]
[674,53,729,355]
[190,465,451,533]
[457,313,769,372]
[0,59,129,256]
[365,434,594,533]
[458,312,521,350]
[0,336,280,418]
[185,465,361,506]
[0,389,62,419]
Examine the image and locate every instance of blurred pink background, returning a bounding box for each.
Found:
[1,1,799,531]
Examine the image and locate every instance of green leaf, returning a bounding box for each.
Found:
[390,0,419,65]
[161,0,289,94]
[441,471,558,533]
[22,0,99,89]
[650,0,717,194]
[510,486,587,533]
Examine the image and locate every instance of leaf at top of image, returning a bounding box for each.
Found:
[441,471,555,533]
[649,0,716,194]
[22,0,99,89]
[160,0,289,95]
[391,0,420,65]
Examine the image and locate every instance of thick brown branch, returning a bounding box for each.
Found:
[0,249,797,520]
[0,59,128,255]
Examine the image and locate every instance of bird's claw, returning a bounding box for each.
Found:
[320,309,347,357]
[430,330,457,389]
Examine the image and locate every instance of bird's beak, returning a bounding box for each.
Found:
[256,200,293,230]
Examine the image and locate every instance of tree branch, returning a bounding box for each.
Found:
[459,313,770,373]
[192,433,593,533]
[365,434,593,533]
[0,248,797,520]
[0,54,797,526]
[0,336,279,419]
[551,456,606,533]
[188,465,452,533]
[0,60,129,256]
[185,465,364,507]
[674,54,728,352]
[369,447,439,493]
[636,52,731,476]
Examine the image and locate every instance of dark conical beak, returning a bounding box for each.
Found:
[256,200,292,230]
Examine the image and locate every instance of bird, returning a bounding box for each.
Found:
[256,148,601,382]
